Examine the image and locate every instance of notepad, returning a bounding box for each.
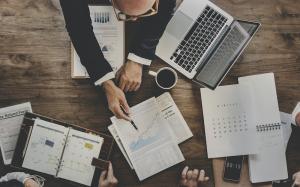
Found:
[201,84,258,158]
[238,73,288,183]
[22,119,104,186]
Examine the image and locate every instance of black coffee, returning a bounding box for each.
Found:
[157,69,176,88]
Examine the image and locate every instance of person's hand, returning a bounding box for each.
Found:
[98,162,118,187]
[293,171,300,187]
[117,60,143,92]
[180,166,209,187]
[24,179,39,187]
[102,80,131,121]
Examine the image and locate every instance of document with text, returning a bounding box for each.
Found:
[0,102,32,165]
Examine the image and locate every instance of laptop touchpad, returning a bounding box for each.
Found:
[167,11,194,41]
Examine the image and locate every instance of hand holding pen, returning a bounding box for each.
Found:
[120,105,138,131]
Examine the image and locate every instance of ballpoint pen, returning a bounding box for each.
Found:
[120,105,138,131]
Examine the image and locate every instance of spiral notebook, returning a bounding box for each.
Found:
[238,73,288,183]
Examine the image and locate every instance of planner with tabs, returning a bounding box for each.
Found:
[200,84,258,158]
[21,119,104,186]
[238,73,288,183]
[111,97,185,181]
[0,102,32,165]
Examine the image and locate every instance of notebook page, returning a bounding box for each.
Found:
[0,102,32,165]
[22,119,68,176]
[200,84,258,158]
[156,92,193,144]
[238,73,288,183]
[112,98,184,181]
[57,129,103,186]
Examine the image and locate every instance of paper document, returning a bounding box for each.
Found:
[292,102,300,125]
[238,73,288,183]
[0,102,32,165]
[156,92,193,144]
[112,98,184,181]
[108,125,133,169]
[72,5,124,78]
[200,84,258,158]
[280,112,292,149]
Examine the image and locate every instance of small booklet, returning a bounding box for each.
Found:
[0,102,32,165]
[22,119,104,186]
[109,94,187,181]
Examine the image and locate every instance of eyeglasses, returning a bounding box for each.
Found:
[111,0,159,21]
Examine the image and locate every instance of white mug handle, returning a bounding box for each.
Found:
[148,71,157,77]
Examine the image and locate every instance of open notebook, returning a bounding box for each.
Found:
[22,119,104,186]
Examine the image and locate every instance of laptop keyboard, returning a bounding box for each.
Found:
[170,6,228,73]
[195,23,249,87]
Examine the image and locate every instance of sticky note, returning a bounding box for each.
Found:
[45,140,54,147]
[85,143,93,150]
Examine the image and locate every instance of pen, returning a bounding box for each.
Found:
[120,105,138,131]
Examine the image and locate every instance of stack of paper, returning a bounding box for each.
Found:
[0,103,32,165]
[108,92,192,181]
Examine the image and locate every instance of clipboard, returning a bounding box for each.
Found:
[11,112,114,187]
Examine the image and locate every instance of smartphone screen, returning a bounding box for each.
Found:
[223,156,244,182]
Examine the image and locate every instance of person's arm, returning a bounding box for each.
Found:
[117,0,176,92]
[59,0,114,84]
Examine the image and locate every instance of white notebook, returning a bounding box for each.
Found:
[200,84,258,158]
[238,73,288,183]
[22,119,103,186]
[111,97,185,181]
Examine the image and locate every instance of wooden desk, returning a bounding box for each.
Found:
[0,0,299,186]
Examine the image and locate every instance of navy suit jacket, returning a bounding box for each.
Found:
[60,0,176,83]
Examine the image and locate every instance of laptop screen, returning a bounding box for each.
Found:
[193,20,260,90]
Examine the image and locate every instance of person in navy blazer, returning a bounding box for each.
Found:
[60,0,176,120]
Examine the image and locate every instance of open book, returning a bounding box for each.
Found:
[109,92,192,180]
[22,119,104,186]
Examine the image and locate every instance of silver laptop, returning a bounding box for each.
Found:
[156,0,260,89]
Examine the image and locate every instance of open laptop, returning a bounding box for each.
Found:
[156,0,260,90]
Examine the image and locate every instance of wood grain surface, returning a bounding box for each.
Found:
[0,0,299,186]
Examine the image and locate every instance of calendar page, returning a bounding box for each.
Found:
[22,119,69,176]
[201,84,258,158]
[57,129,104,186]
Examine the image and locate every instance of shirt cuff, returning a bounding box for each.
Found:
[94,72,115,86]
[128,53,152,66]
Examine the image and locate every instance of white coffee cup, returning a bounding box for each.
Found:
[148,67,178,90]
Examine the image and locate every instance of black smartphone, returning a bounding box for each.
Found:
[223,156,244,182]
